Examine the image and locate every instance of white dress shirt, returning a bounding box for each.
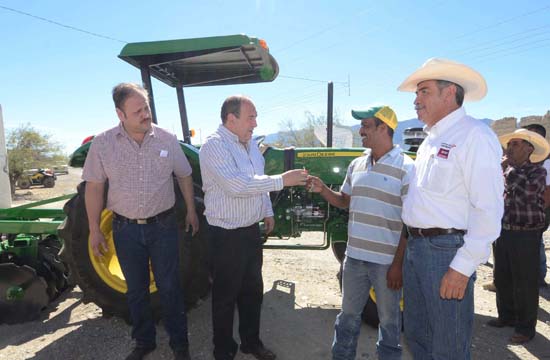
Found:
[402,107,504,276]
[199,125,283,229]
[543,159,550,185]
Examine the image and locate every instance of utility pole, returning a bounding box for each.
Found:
[0,105,12,207]
[327,82,334,148]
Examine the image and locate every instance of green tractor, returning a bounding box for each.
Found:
[59,34,361,321]
[1,34,421,325]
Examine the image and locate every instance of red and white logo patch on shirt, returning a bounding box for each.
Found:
[437,143,456,159]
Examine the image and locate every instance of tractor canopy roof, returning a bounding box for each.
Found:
[119,34,279,88]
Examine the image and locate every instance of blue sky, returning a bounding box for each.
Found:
[1,0,549,153]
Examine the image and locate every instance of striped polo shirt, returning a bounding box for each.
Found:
[342,146,414,265]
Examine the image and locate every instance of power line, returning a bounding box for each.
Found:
[473,41,550,64]
[282,0,450,68]
[261,85,349,116]
[468,37,550,62]
[279,74,348,85]
[0,5,127,43]
[452,24,550,57]
[450,4,550,42]
[273,6,373,54]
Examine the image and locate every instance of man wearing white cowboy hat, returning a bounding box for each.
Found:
[397,58,504,359]
[487,128,550,344]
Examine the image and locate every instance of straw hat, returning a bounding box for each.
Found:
[499,128,550,163]
[397,58,487,101]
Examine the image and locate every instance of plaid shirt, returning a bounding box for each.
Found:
[502,162,547,229]
[82,123,192,219]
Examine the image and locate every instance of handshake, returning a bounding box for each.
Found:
[281,169,326,194]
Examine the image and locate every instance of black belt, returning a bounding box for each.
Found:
[502,224,543,231]
[113,208,173,225]
[407,226,465,238]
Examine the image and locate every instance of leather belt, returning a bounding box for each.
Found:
[113,208,173,225]
[407,226,465,238]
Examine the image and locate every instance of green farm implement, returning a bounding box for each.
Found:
[0,195,72,323]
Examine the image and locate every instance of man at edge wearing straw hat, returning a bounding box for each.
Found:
[487,128,550,344]
[397,59,504,359]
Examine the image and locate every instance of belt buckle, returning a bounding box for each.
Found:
[418,228,424,237]
[137,219,147,225]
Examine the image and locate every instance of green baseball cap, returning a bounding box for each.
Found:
[351,105,398,130]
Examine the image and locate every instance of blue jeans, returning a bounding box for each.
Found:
[403,233,475,360]
[113,212,188,350]
[332,256,402,360]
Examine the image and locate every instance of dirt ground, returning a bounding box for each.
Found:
[1,171,550,359]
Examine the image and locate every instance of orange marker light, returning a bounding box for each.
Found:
[81,135,94,145]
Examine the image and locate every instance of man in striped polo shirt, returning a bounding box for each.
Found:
[308,106,414,360]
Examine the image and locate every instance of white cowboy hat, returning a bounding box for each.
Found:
[499,128,550,163]
[397,58,487,101]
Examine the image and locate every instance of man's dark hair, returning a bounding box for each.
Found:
[220,95,252,124]
[523,124,546,138]
[436,80,465,107]
[373,117,394,138]
[112,83,149,112]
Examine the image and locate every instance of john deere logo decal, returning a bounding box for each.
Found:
[297,151,363,158]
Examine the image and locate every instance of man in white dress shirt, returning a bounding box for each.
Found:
[397,59,504,359]
[199,95,308,360]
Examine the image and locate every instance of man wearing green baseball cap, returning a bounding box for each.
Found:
[308,105,413,360]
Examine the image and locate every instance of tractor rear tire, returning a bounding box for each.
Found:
[361,294,380,328]
[43,177,55,188]
[331,242,346,291]
[58,181,210,323]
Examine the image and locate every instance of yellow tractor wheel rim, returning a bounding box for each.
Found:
[369,287,404,311]
[88,210,158,294]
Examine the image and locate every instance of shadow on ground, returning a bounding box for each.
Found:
[2,280,550,359]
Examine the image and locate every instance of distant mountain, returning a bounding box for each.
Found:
[264,132,284,144]
[264,117,493,148]
[350,117,493,148]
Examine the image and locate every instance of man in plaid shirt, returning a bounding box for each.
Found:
[488,128,550,344]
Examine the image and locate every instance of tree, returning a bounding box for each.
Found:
[6,124,66,196]
[274,111,344,147]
